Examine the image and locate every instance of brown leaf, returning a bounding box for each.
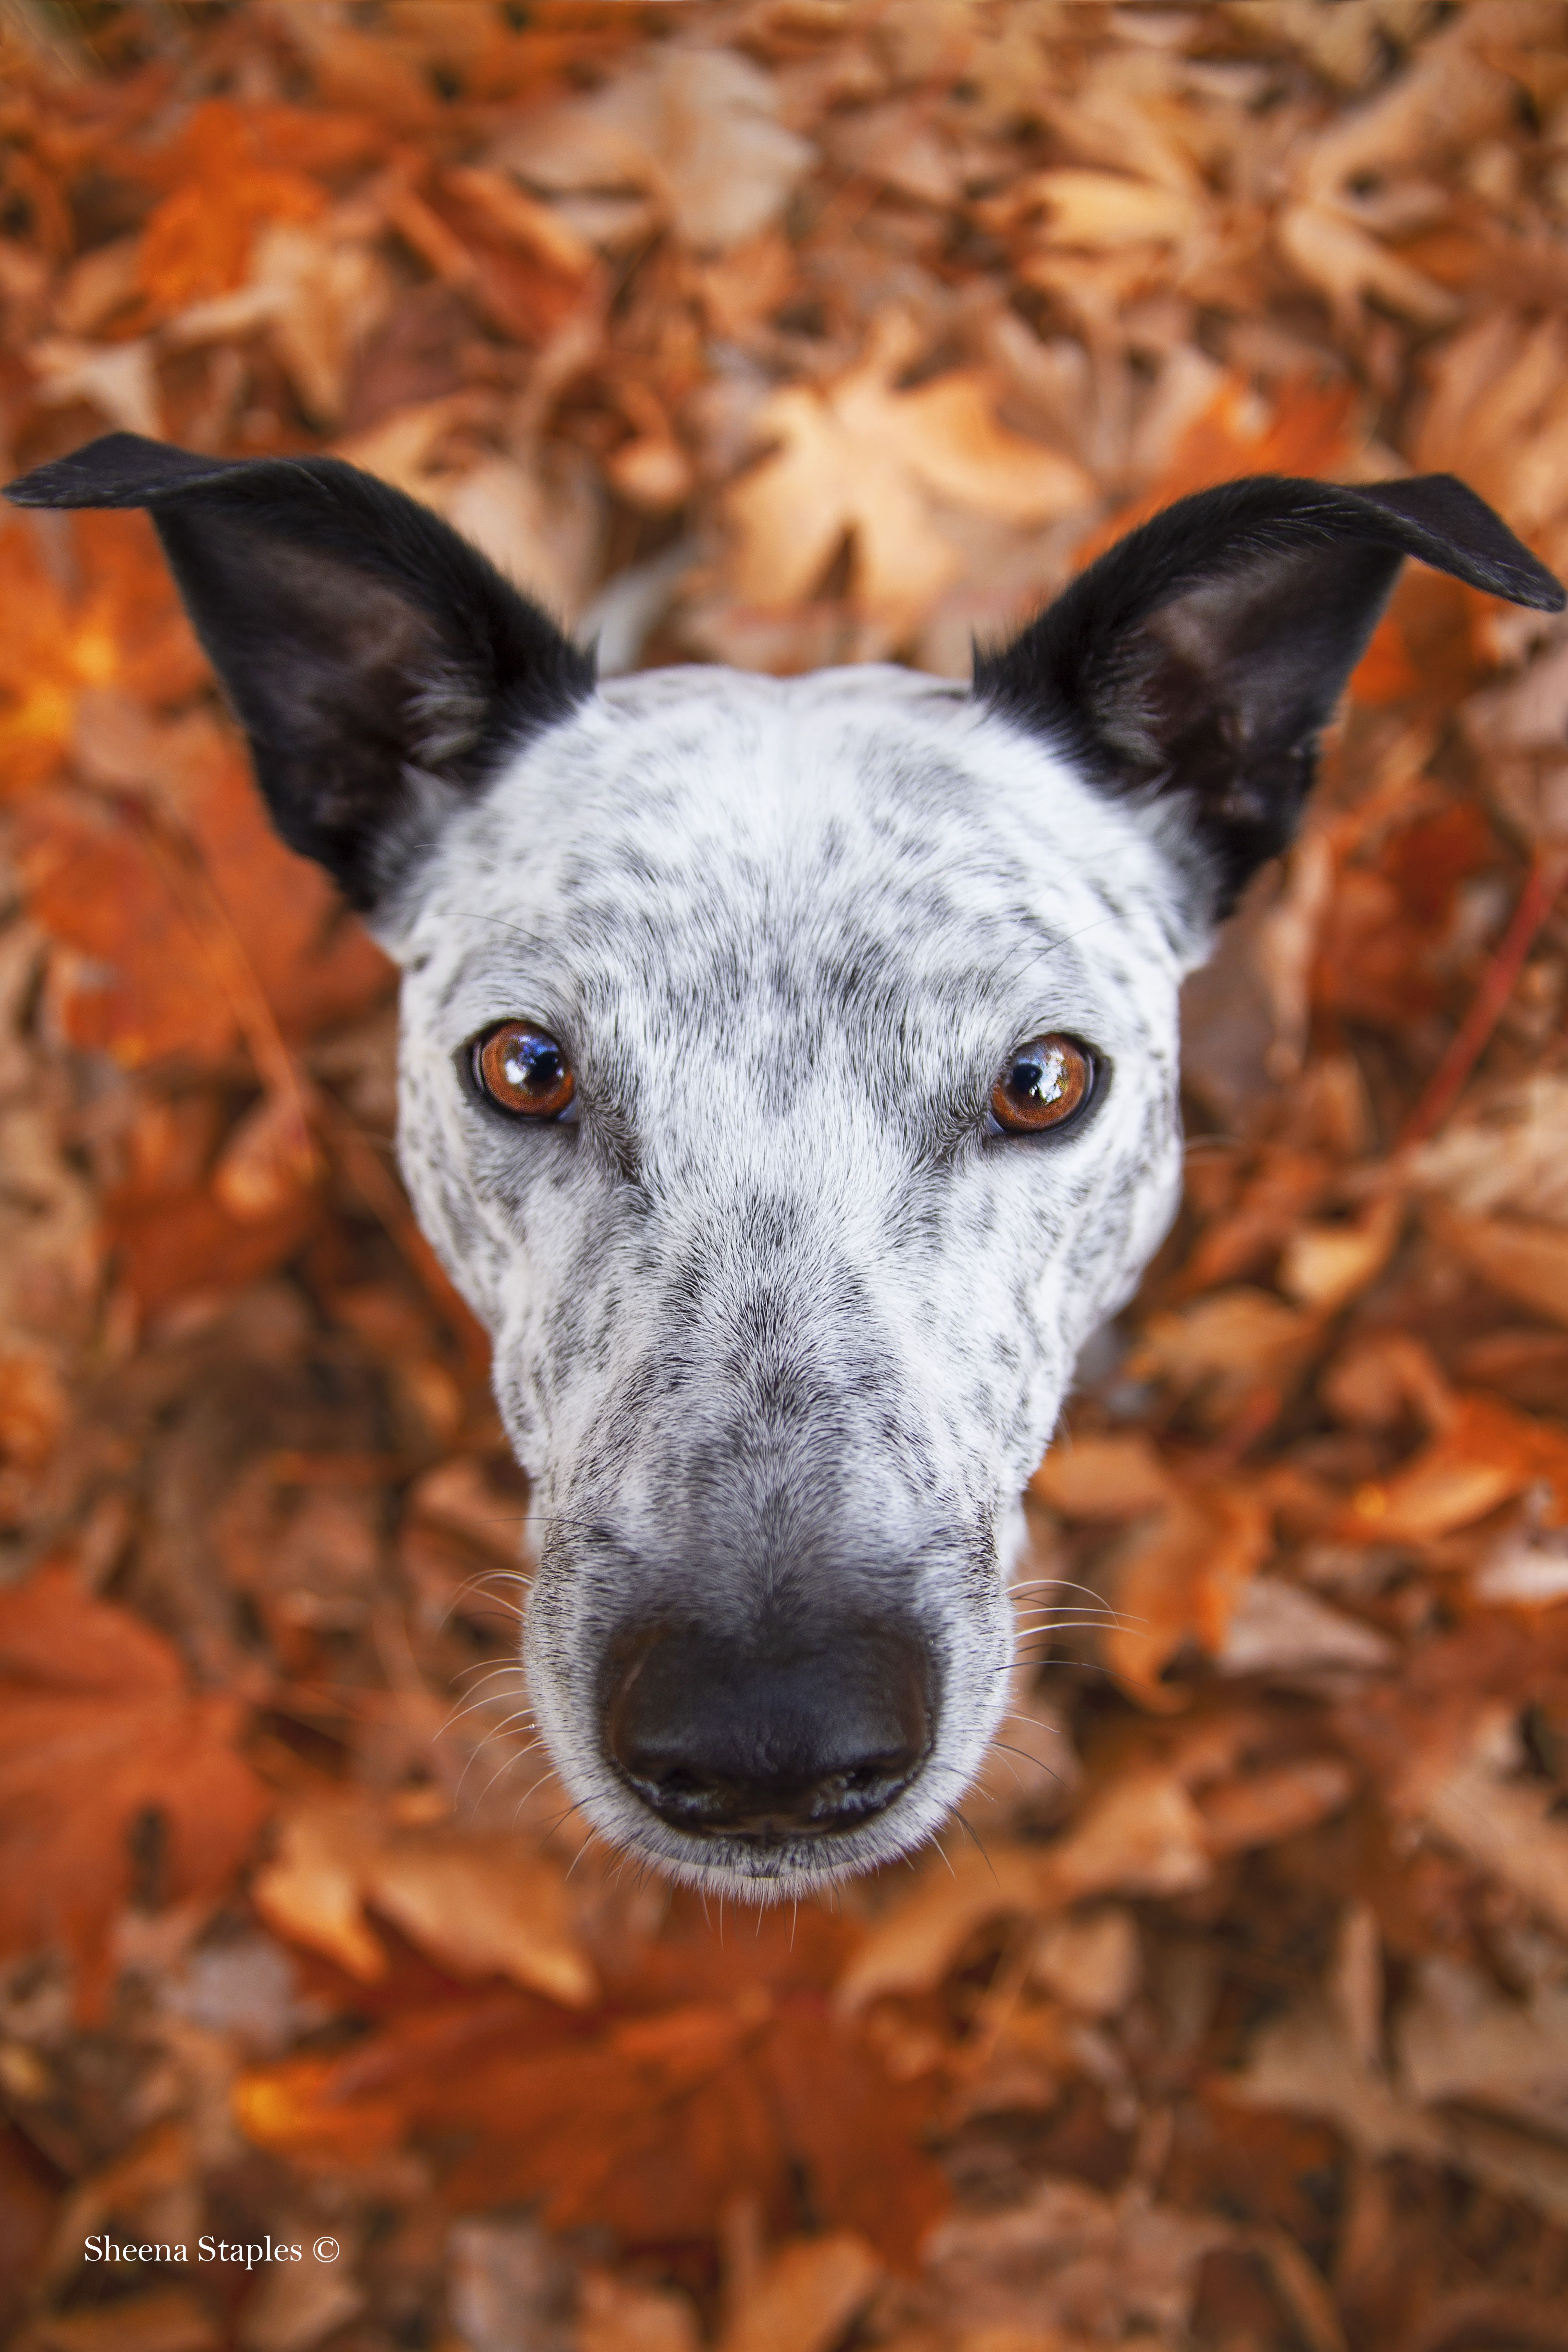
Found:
[1424,1198,1568,1332]
[726,313,1091,617]
[1029,1431,1175,1520]
[1105,1485,1273,1707]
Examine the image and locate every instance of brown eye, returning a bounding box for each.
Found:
[473,1022,576,1119]
[990,1035,1096,1135]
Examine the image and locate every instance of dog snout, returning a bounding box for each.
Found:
[603,1621,933,1841]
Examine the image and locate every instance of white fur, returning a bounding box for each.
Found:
[376,664,1210,1894]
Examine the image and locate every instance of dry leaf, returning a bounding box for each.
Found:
[1215,1578,1396,1678]
[1422,1198,1568,1332]
[1029,1431,1175,1520]
[494,49,812,252]
[1343,1391,1568,1542]
[727,313,1091,616]
[1396,1954,1568,2142]
[1401,1704,1568,1944]
[926,2177,1228,2344]
[1128,1290,1320,1428]
[719,2234,880,2352]
[578,2269,700,2352]
[251,1796,596,2008]
[0,1566,270,2015]
[1105,1485,1273,1707]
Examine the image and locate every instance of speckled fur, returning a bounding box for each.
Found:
[374,662,1208,1896]
[13,439,1556,1895]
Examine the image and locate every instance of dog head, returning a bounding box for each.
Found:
[12,437,1561,1893]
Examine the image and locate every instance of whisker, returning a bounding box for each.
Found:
[1009,1577,1118,1600]
[986,1740,1068,1790]
[954,1812,998,1882]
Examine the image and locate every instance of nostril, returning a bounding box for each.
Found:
[603,1621,933,1841]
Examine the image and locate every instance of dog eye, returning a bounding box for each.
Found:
[989,1035,1096,1136]
[472,1022,576,1119]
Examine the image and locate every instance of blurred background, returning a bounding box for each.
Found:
[3,5,1568,2350]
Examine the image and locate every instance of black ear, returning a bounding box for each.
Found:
[974,474,1564,916]
[5,432,595,911]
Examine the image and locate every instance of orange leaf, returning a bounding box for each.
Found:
[1106,1485,1273,1708]
[1344,1391,1568,1543]
[0,513,203,796]
[137,102,326,314]
[239,1986,946,2266]
[0,1566,270,2016]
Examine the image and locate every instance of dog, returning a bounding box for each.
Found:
[10,435,1562,1898]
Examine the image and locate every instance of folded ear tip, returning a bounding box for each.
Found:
[6,431,224,511]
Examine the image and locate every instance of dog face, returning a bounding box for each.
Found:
[393,663,1196,1886]
[12,437,1561,1894]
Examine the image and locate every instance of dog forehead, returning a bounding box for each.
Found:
[404,663,1193,1043]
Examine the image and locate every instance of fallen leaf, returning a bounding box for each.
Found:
[1397,1954,1568,2142]
[1422,1198,1568,1332]
[579,2268,700,2352]
[838,1765,1212,2013]
[1277,1196,1403,1314]
[136,101,326,314]
[23,2292,220,2352]
[1029,1431,1175,1520]
[719,2234,880,2352]
[1128,1290,1320,1429]
[494,48,812,252]
[0,1566,270,2016]
[1214,1579,1396,1678]
[925,2177,1228,2343]
[1196,1757,1357,1854]
[251,1796,596,2009]
[726,312,1091,616]
[239,1987,946,2265]
[1105,1485,1273,1707]
[1029,1907,1140,2020]
[1343,1391,1568,1542]
[1400,1703,1568,1945]
[1223,1993,1568,2225]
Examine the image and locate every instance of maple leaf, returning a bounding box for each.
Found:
[239,1981,947,2267]
[725,311,1093,619]
[0,1566,271,2017]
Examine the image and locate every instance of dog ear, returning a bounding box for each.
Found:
[6,432,595,911]
[974,474,1564,915]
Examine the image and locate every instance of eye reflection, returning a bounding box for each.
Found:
[473,1022,576,1119]
[990,1035,1095,1135]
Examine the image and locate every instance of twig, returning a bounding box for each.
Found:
[1399,848,1568,1147]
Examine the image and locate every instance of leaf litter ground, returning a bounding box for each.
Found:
[3,6,1568,2350]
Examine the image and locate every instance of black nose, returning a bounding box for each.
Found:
[603,1622,933,1840]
